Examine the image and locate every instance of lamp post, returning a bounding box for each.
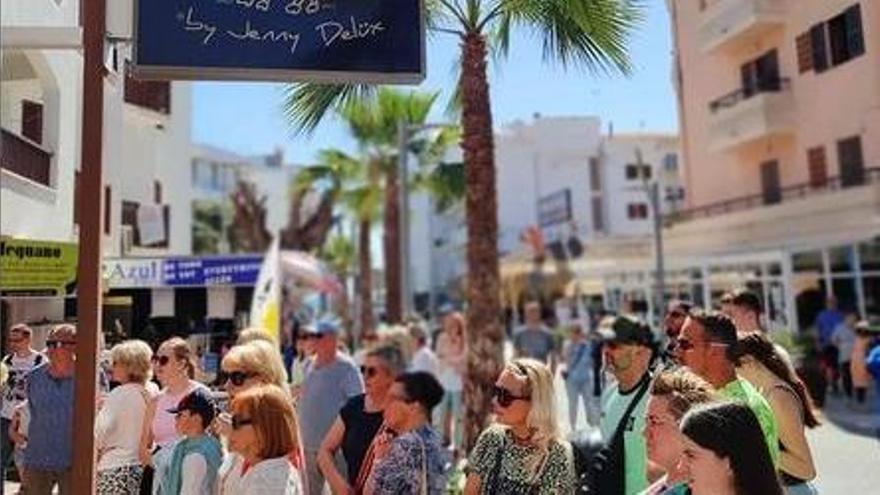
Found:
[636,148,667,322]
[397,122,457,319]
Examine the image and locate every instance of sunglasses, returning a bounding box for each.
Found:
[493,385,529,408]
[46,340,75,349]
[668,311,687,319]
[360,366,380,379]
[152,355,172,366]
[219,370,254,386]
[301,334,322,340]
[230,414,253,430]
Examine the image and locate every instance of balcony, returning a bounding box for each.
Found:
[668,167,880,224]
[699,0,787,55]
[707,78,794,152]
[1,128,51,186]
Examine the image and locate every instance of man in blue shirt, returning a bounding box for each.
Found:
[815,296,845,394]
[22,324,76,494]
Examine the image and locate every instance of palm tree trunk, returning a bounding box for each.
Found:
[460,31,504,451]
[383,166,403,323]
[358,218,375,335]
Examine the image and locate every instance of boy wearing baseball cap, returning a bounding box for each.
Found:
[161,388,223,494]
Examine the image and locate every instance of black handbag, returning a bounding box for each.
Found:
[576,375,651,494]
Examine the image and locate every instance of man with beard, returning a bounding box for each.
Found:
[597,315,657,495]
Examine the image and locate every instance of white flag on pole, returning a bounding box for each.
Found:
[249,237,281,342]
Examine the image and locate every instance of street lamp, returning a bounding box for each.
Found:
[635,148,667,323]
[397,121,458,319]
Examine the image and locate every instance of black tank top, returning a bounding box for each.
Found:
[340,394,384,483]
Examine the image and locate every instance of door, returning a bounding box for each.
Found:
[761,160,782,205]
[838,136,865,187]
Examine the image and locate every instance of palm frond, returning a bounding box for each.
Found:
[492,0,643,75]
[282,83,377,136]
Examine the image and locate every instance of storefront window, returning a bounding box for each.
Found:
[858,236,880,274]
[862,276,880,317]
[829,245,857,273]
[793,250,823,273]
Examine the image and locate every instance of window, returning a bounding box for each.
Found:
[828,4,865,66]
[592,197,604,233]
[837,135,865,187]
[104,186,112,235]
[627,203,649,220]
[154,180,163,204]
[589,157,602,192]
[122,200,141,245]
[799,4,865,74]
[807,147,828,187]
[760,160,781,205]
[663,153,678,172]
[21,100,43,144]
[625,164,651,181]
[740,50,781,96]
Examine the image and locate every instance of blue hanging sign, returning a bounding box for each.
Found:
[163,255,263,286]
[132,0,425,84]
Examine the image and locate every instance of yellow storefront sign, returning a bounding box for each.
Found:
[0,237,79,296]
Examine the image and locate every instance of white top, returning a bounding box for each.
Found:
[180,453,207,495]
[95,383,154,471]
[1,350,44,419]
[219,454,303,495]
[409,347,439,377]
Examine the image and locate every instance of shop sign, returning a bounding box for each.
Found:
[0,237,79,296]
[133,0,425,84]
[102,258,164,288]
[164,255,263,287]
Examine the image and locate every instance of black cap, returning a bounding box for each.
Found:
[598,315,654,347]
[167,388,216,426]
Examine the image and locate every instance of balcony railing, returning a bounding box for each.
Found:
[1,128,52,186]
[709,78,791,113]
[667,167,880,224]
[698,0,787,54]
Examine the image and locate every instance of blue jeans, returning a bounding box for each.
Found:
[434,390,463,449]
[565,378,600,430]
[785,481,818,495]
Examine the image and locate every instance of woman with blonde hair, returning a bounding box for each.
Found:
[217,340,306,486]
[139,337,205,494]
[96,340,157,494]
[219,384,304,494]
[464,358,575,494]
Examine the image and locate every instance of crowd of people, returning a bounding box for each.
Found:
[0,287,879,495]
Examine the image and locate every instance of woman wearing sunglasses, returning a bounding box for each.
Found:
[216,340,306,488]
[219,384,304,494]
[139,337,205,494]
[464,358,575,494]
[319,343,408,494]
[364,371,448,494]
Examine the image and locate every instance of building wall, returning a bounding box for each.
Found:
[672,0,880,209]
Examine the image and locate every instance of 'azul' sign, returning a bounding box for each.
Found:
[133,0,425,83]
[164,256,263,286]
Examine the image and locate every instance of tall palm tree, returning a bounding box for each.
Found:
[283,0,642,448]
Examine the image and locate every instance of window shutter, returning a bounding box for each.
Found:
[838,136,865,188]
[811,23,829,72]
[104,186,112,234]
[21,100,43,144]
[807,147,827,187]
[846,4,865,58]
[796,31,814,73]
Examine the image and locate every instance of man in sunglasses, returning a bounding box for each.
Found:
[677,309,779,464]
[596,315,657,495]
[1,324,44,489]
[298,319,364,495]
[20,324,77,494]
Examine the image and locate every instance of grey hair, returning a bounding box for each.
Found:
[366,343,408,376]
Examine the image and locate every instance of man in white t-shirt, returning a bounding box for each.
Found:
[408,325,439,377]
[1,324,44,483]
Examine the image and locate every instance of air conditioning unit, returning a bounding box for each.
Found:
[120,225,134,256]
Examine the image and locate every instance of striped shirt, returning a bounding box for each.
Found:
[24,363,75,471]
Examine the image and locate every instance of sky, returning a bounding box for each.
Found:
[192,0,679,165]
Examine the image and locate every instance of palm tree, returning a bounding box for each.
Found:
[320,234,357,338]
[333,88,441,324]
[283,0,642,448]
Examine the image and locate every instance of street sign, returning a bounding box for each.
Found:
[538,189,572,228]
[164,255,263,286]
[133,0,425,84]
